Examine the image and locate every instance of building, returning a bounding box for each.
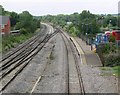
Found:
[0,16,11,34]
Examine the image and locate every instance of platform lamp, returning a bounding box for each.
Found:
[81,23,84,40]
[85,24,88,45]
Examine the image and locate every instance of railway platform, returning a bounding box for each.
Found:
[74,37,102,67]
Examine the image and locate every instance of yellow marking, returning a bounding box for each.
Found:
[70,37,87,65]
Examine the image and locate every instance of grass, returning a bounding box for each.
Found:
[112,66,120,77]
[101,67,111,70]
[100,66,120,77]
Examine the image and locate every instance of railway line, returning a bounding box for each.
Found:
[0,24,58,92]
[59,29,85,94]
[1,24,118,93]
[1,25,47,62]
[1,24,86,94]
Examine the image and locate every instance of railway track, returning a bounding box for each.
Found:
[0,25,58,92]
[0,25,48,78]
[1,25,47,62]
[59,29,85,94]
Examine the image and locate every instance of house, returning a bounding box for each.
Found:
[0,16,11,34]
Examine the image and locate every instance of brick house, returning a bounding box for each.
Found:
[0,16,11,34]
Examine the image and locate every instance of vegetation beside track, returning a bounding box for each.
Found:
[100,66,120,77]
[1,5,41,53]
[2,28,40,53]
[97,42,120,66]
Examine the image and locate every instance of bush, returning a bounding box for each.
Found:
[2,32,34,53]
[20,28,27,34]
[97,43,110,54]
[102,44,110,54]
[104,53,120,66]
[108,34,115,43]
[98,43,117,54]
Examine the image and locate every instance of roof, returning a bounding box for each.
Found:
[0,16,9,25]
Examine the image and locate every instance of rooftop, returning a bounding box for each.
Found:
[0,16,9,25]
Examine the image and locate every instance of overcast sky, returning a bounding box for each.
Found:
[0,0,119,16]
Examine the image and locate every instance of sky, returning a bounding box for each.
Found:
[0,0,119,16]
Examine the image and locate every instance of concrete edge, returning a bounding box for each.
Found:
[70,37,87,65]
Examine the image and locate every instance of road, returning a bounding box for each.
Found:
[1,23,118,94]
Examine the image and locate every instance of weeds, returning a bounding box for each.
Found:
[49,52,54,60]
[2,29,40,53]
[100,66,120,77]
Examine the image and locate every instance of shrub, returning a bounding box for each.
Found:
[104,53,120,66]
[98,43,117,54]
[108,34,115,43]
[20,28,27,35]
[102,44,111,54]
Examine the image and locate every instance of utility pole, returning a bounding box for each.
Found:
[89,23,93,50]
[101,16,104,28]
[109,19,112,32]
[85,24,88,45]
[81,23,84,40]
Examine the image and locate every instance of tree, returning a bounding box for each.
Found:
[103,15,117,27]
[15,11,40,34]
[15,11,33,32]
[0,5,5,15]
[0,5,10,16]
[10,12,19,27]
[78,10,100,36]
[40,10,103,36]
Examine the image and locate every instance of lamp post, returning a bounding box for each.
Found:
[100,16,104,32]
[85,24,88,44]
[88,23,92,50]
[101,16,104,28]
[81,23,84,40]
[109,19,112,32]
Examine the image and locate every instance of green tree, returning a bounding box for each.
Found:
[15,11,40,34]
[15,11,32,32]
[10,12,19,27]
[0,5,5,15]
